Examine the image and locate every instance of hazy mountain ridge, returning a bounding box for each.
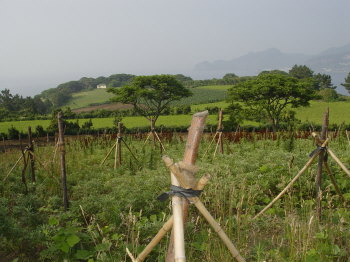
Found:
[193,44,350,94]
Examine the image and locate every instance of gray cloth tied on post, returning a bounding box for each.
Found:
[157,185,203,202]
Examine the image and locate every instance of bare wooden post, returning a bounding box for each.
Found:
[151,119,156,147]
[58,112,69,211]
[19,134,28,193]
[117,122,122,167]
[166,111,208,262]
[316,109,329,220]
[2,136,6,152]
[346,130,350,146]
[218,109,224,154]
[28,126,36,182]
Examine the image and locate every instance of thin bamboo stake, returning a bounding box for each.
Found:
[253,138,329,220]
[143,132,152,146]
[121,139,140,162]
[28,126,36,182]
[170,172,186,262]
[28,151,59,182]
[100,144,116,166]
[154,130,166,152]
[316,109,329,220]
[19,136,28,193]
[58,112,69,211]
[166,111,208,262]
[114,141,118,169]
[345,130,350,145]
[203,131,219,157]
[3,153,25,182]
[327,148,350,179]
[191,198,245,262]
[323,162,345,202]
[130,174,210,262]
[126,248,137,262]
[218,109,224,154]
[213,132,223,157]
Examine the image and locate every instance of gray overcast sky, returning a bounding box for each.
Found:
[1,0,350,96]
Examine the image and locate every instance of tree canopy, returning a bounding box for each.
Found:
[108,75,192,125]
[289,65,314,79]
[227,73,316,131]
[341,72,350,94]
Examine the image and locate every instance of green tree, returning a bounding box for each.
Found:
[227,73,316,132]
[313,73,336,90]
[341,72,350,94]
[289,65,314,79]
[108,75,192,127]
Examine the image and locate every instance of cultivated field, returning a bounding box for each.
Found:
[1,132,349,261]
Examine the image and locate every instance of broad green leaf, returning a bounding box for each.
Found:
[66,234,80,247]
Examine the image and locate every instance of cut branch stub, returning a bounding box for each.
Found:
[162,156,198,189]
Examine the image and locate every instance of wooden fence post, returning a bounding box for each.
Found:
[28,126,36,182]
[117,122,122,167]
[316,108,329,220]
[58,112,69,211]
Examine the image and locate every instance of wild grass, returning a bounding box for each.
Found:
[0,134,349,261]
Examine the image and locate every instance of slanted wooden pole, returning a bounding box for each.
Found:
[28,126,36,182]
[345,130,350,145]
[323,162,345,202]
[254,138,329,219]
[316,109,329,220]
[58,112,69,211]
[327,149,350,179]
[166,111,208,262]
[151,119,156,147]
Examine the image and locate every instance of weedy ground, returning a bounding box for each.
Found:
[0,133,349,261]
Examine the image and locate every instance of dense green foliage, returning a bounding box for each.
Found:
[0,89,52,121]
[1,136,349,261]
[341,72,350,94]
[108,75,192,125]
[227,73,316,131]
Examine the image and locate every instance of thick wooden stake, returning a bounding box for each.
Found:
[19,135,28,193]
[117,122,122,167]
[316,109,329,220]
[166,111,208,262]
[130,175,210,262]
[58,112,69,211]
[28,126,36,182]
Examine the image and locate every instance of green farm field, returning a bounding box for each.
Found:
[63,85,230,110]
[0,115,219,134]
[1,135,350,260]
[1,100,350,134]
[65,89,115,109]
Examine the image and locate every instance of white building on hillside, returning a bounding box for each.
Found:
[97,84,107,89]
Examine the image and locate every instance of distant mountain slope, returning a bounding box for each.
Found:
[193,44,350,94]
[194,48,311,76]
